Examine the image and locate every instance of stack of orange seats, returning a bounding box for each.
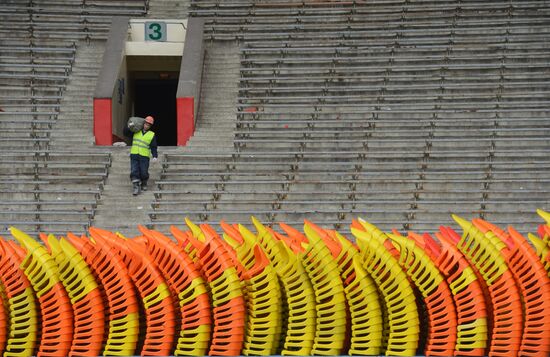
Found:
[40,234,105,357]
[473,220,550,357]
[451,216,524,357]
[90,229,176,356]
[136,226,211,356]
[419,231,489,356]
[67,231,140,356]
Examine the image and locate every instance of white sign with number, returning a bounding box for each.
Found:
[145,21,167,42]
[127,19,187,55]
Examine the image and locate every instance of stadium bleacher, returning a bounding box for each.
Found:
[0,0,548,235]
[0,0,146,236]
[148,0,550,234]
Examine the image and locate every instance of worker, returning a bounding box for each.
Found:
[124,115,158,195]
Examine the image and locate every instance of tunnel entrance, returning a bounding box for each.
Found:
[127,55,181,147]
[93,18,205,147]
[133,76,178,146]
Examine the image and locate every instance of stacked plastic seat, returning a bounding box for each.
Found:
[135,225,211,356]
[250,217,286,270]
[221,223,283,356]
[531,209,550,276]
[449,216,524,357]
[351,219,420,356]
[0,286,5,357]
[473,219,550,357]
[337,241,384,354]
[301,224,347,355]
[0,238,39,356]
[276,239,317,356]
[387,233,457,356]
[220,222,255,272]
[171,220,205,266]
[39,234,105,357]
[257,220,316,356]
[4,213,550,357]
[528,230,550,277]
[307,222,384,355]
[89,229,176,356]
[414,231,489,356]
[67,231,140,356]
[247,219,316,356]
[242,246,283,355]
[189,222,245,356]
[10,227,74,357]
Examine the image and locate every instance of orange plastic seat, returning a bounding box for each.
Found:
[473,220,550,357]
[91,231,176,357]
[0,237,39,357]
[384,232,458,357]
[450,216,523,357]
[67,232,140,356]
[136,226,211,356]
[40,234,106,357]
[412,230,489,357]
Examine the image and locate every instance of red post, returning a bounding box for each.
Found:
[93,98,113,146]
[176,97,195,146]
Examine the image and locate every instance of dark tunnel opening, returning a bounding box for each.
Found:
[133,77,178,146]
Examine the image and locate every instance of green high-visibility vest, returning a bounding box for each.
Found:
[131,130,155,157]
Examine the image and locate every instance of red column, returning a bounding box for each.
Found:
[93,98,113,146]
[176,97,195,146]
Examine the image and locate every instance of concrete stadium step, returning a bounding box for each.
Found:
[185,41,240,151]
[91,147,162,237]
[146,0,190,18]
[49,40,104,149]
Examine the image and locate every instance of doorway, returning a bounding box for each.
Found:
[134,78,178,146]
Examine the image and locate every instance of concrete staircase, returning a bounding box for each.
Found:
[182,41,240,152]
[147,0,190,18]
[91,41,240,236]
[50,40,104,149]
[91,147,163,237]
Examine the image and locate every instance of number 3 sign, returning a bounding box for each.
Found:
[145,22,167,41]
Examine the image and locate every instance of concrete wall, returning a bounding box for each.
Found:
[94,17,204,146]
[176,18,205,146]
[93,17,129,145]
[112,57,130,142]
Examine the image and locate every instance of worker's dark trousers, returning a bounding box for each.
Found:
[130,154,150,183]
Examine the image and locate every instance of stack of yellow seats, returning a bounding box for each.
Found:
[67,231,140,356]
[351,220,420,356]
[302,224,347,355]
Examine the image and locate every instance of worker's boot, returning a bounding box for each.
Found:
[141,180,148,191]
[132,180,141,196]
